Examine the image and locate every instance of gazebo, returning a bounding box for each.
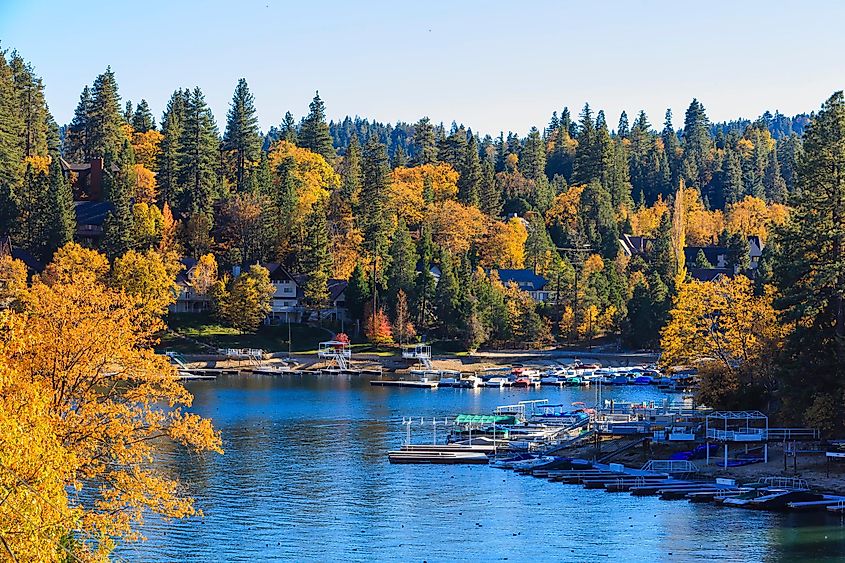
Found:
[705,411,769,468]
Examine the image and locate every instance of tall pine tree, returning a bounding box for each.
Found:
[222,78,262,192]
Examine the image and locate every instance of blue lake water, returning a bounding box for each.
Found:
[122,374,845,562]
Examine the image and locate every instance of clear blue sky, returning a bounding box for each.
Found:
[2,0,844,136]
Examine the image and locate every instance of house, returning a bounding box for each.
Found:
[265,263,300,323]
[60,157,120,246]
[171,258,212,313]
[0,236,42,274]
[492,269,551,302]
[293,274,348,323]
[688,268,733,282]
[73,200,114,246]
[619,234,649,257]
[684,246,736,270]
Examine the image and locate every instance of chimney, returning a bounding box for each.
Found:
[89,158,103,200]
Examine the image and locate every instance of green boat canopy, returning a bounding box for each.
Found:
[454,414,517,425]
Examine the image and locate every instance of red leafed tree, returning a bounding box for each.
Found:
[364,303,394,345]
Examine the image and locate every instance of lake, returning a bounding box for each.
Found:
[122,374,845,562]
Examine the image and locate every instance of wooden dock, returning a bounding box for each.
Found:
[370,379,438,389]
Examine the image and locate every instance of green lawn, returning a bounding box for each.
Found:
[160,313,333,354]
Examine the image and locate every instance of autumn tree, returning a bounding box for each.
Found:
[211,264,275,332]
[189,253,218,295]
[0,244,222,561]
[661,276,784,410]
[392,289,416,345]
[110,248,182,319]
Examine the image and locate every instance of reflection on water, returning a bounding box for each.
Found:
[122,374,845,562]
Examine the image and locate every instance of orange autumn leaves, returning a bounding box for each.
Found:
[0,244,222,562]
[629,190,788,245]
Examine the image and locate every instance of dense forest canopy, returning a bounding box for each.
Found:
[0,46,842,434]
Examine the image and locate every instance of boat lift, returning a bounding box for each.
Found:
[402,344,433,370]
[705,411,769,468]
[318,340,352,371]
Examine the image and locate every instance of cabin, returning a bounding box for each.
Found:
[60,157,121,246]
[619,234,649,257]
[170,258,212,313]
[492,269,551,302]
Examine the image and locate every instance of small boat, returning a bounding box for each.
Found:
[455,374,483,388]
[438,376,459,387]
[484,377,511,388]
[513,376,540,388]
[387,450,489,464]
[633,375,653,385]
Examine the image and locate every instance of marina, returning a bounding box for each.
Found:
[123,373,845,562]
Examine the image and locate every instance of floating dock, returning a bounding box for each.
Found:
[370,379,438,388]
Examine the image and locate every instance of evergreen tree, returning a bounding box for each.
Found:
[131,99,156,132]
[222,79,262,192]
[300,199,332,322]
[479,161,501,217]
[764,146,788,203]
[438,126,467,169]
[44,158,75,256]
[386,218,418,302]
[392,144,408,168]
[359,137,391,278]
[339,133,362,208]
[650,212,676,291]
[0,52,22,234]
[520,127,546,181]
[662,109,681,188]
[299,92,335,160]
[693,249,713,269]
[524,213,554,272]
[280,111,297,144]
[9,53,51,158]
[65,85,92,161]
[158,89,188,209]
[346,262,372,325]
[123,100,133,123]
[88,67,127,159]
[617,111,630,138]
[177,87,220,215]
[102,140,136,257]
[458,135,481,206]
[411,117,437,165]
[573,104,601,184]
[434,252,460,337]
[680,98,714,189]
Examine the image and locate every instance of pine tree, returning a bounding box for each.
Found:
[458,135,481,206]
[102,140,136,257]
[764,146,788,203]
[123,100,133,123]
[434,252,460,337]
[279,111,297,144]
[387,218,418,302]
[300,198,332,322]
[44,158,75,257]
[411,117,437,165]
[0,51,22,234]
[17,162,50,259]
[360,136,391,278]
[177,87,220,215]
[339,133,362,209]
[346,262,372,326]
[9,53,50,158]
[693,249,712,269]
[479,161,501,217]
[650,212,676,292]
[299,92,335,160]
[88,67,127,159]
[438,126,467,169]
[131,99,155,132]
[680,98,713,189]
[520,127,546,181]
[65,85,92,161]
[617,111,630,138]
[524,213,554,272]
[573,104,600,184]
[662,109,681,188]
[222,79,262,192]
[157,89,188,210]
[392,145,408,168]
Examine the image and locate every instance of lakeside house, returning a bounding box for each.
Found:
[492,269,551,302]
[620,233,765,281]
[171,260,349,323]
[60,157,120,246]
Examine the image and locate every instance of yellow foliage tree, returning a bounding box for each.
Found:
[390,163,459,225]
[660,275,786,406]
[629,196,668,237]
[189,253,218,295]
[0,254,27,307]
[131,129,163,171]
[479,218,527,269]
[725,196,790,243]
[268,141,340,221]
[132,202,165,249]
[111,249,182,319]
[0,247,221,561]
[426,200,487,254]
[545,185,584,233]
[133,163,158,203]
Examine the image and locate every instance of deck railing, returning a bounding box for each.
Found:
[641,459,699,474]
